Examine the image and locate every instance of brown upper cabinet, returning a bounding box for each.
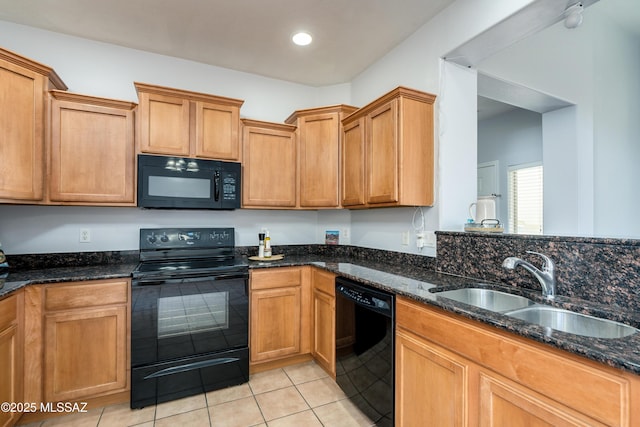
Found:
[341,87,436,208]
[134,82,244,160]
[0,47,67,204]
[48,91,136,205]
[241,119,297,208]
[341,117,366,207]
[285,105,358,209]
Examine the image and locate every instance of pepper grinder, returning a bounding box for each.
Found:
[258,233,265,258]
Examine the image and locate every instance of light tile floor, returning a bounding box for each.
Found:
[18,361,377,427]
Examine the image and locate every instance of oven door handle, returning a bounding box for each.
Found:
[214,170,221,202]
[143,357,240,379]
[133,271,249,286]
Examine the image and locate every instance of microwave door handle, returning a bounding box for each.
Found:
[214,170,220,202]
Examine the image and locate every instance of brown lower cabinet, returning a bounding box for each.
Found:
[249,266,337,377]
[22,278,130,419]
[310,268,336,377]
[249,267,311,369]
[395,296,640,427]
[0,291,24,427]
[43,279,130,403]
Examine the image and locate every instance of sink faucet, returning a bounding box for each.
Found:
[502,251,556,299]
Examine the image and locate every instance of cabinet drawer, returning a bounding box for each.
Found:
[250,267,302,290]
[45,279,129,311]
[312,268,336,296]
[0,293,18,331]
[397,297,631,427]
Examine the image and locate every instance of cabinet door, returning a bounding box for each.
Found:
[299,113,340,207]
[44,306,128,402]
[341,117,366,207]
[137,91,190,156]
[395,328,468,427]
[250,287,301,363]
[49,95,135,204]
[194,100,240,160]
[0,59,45,201]
[367,100,398,204]
[242,123,297,208]
[311,268,336,376]
[0,293,23,427]
[478,370,604,427]
[312,289,335,375]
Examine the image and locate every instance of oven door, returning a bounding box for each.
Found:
[131,272,248,408]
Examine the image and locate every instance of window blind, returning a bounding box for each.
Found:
[508,163,543,235]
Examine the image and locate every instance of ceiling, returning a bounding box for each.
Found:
[475,0,640,122]
[477,97,518,121]
[0,0,455,86]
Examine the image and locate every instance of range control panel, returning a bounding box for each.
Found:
[139,227,235,250]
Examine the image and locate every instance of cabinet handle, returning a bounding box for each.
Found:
[143,357,239,379]
[214,170,220,202]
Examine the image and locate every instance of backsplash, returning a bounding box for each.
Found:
[241,244,437,271]
[6,250,140,270]
[7,245,436,272]
[436,231,640,311]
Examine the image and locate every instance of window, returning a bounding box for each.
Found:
[508,163,543,234]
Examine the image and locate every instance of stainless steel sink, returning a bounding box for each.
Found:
[435,288,535,312]
[506,306,638,339]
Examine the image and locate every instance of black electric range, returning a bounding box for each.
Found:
[130,227,249,409]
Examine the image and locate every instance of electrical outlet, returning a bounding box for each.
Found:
[425,230,436,247]
[401,231,410,246]
[342,228,350,239]
[416,231,425,248]
[79,228,91,243]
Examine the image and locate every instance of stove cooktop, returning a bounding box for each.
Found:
[134,257,248,275]
[133,227,248,280]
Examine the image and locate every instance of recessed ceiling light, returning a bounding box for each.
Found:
[292,32,313,46]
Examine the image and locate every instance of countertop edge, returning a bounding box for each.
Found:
[249,257,640,376]
[2,257,638,376]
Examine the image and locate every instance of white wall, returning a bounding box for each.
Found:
[478,108,542,228]
[436,61,478,233]
[347,0,535,253]
[0,21,327,123]
[476,2,640,237]
[0,20,342,254]
[477,16,594,236]
[0,205,321,254]
[0,0,538,255]
[542,106,581,235]
[592,12,640,237]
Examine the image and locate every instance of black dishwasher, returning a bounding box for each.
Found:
[335,277,395,427]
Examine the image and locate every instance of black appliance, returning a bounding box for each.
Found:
[335,277,395,427]
[137,154,241,209]
[130,227,249,409]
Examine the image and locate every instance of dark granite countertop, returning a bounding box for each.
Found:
[0,262,138,298]
[249,255,640,376]
[2,250,638,376]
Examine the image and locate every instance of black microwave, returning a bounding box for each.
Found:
[137,154,241,209]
